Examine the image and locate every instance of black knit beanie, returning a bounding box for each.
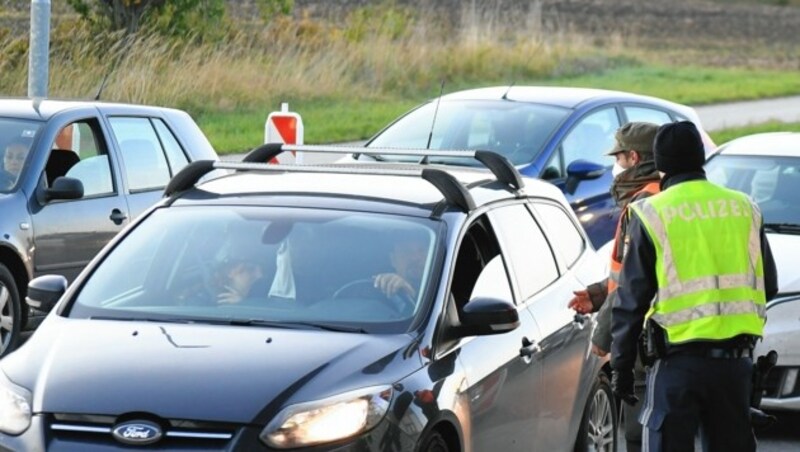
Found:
[653,121,705,176]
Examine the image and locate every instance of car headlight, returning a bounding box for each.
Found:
[0,370,32,435]
[260,385,392,448]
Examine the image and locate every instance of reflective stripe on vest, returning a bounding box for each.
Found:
[630,180,766,343]
[607,181,660,294]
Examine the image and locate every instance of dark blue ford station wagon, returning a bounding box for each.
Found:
[0,145,615,451]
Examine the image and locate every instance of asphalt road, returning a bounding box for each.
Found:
[695,95,800,131]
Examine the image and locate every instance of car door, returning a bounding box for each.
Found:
[107,116,190,219]
[447,214,545,452]
[542,107,622,247]
[30,118,130,281]
[486,203,590,448]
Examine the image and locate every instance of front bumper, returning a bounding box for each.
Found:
[0,413,414,451]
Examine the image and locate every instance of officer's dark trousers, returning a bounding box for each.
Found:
[638,354,756,452]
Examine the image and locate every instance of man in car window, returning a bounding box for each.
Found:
[567,121,661,452]
[373,231,428,301]
[611,122,778,452]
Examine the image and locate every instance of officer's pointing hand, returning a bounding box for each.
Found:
[611,369,639,406]
[568,289,593,314]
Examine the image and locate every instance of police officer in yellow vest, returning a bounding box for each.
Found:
[610,121,778,452]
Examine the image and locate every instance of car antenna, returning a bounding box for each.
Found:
[501,81,515,100]
[421,79,446,164]
[93,36,134,101]
[32,97,43,118]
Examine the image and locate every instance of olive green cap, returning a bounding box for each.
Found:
[605,122,659,156]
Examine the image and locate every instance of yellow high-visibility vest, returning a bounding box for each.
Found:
[629,180,766,344]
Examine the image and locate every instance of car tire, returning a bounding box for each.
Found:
[0,264,22,358]
[574,372,618,452]
[418,430,450,452]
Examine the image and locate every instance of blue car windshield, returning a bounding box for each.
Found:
[367,99,570,166]
[69,206,443,334]
[0,118,41,192]
[706,154,800,228]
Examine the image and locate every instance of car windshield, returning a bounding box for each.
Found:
[0,118,41,192]
[366,99,570,166]
[69,206,442,334]
[706,154,800,230]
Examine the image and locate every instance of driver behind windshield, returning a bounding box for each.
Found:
[373,231,428,301]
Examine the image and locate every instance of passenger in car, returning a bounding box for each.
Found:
[45,124,80,186]
[217,258,264,304]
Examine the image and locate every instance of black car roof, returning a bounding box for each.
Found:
[166,146,566,218]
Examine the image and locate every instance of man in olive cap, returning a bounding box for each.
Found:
[610,121,778,452]
[568,121,661,452]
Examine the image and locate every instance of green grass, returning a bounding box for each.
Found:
[197,98,420,153]
[542,66,800,105]
[710,121,800,145]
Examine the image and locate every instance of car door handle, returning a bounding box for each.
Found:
[109,209,128,225]
[520,337,541,358]
[573,313,590,329]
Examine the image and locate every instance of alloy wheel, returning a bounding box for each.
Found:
[0,285,13,355]
[586,386,615,451]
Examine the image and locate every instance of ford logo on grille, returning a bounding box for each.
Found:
[111,420,163,445]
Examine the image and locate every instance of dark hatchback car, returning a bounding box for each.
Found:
[0,147,614,451]
[0,99,219,357]
[359,86,715,247]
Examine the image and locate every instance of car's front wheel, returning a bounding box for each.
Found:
[575,372,617,452]
[418,430,450,452]
[0,264,21,357]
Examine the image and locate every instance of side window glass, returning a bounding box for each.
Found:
[542,148,563,180]
[54,120,115,197]
[560,108,620,167]
[624,106,672,125]
[153,119,189,174]
[531,203,585,268]
[490,205,559,300]
[450,216,513,309]
[109,117,171,192]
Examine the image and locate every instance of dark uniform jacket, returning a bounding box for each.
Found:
[610,172,779,372]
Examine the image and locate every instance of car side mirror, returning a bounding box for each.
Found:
[46,176,84,201]
[456,297,519,337]
[26,275,68,313]
[565,160,606,194]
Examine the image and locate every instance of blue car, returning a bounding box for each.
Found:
[362,86,715,247]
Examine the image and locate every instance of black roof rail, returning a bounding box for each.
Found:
[245,144,525,194]
[163,161,476,213]
[163,160,216,197]
[242,143,284,163]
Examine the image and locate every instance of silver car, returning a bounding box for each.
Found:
[706,132,800,412]
[0,99,219,357]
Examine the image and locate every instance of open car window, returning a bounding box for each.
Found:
[68,206,442,334]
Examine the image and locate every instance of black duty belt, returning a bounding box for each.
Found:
[668,346,753,360]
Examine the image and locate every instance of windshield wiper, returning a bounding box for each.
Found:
[226,319,368,334]
[763,223,800,234]
[89,316,193,324]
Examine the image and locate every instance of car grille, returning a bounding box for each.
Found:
[762,366,800,399]
[48,413,238,449]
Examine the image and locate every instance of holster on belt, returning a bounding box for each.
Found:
[638,320,667,367]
